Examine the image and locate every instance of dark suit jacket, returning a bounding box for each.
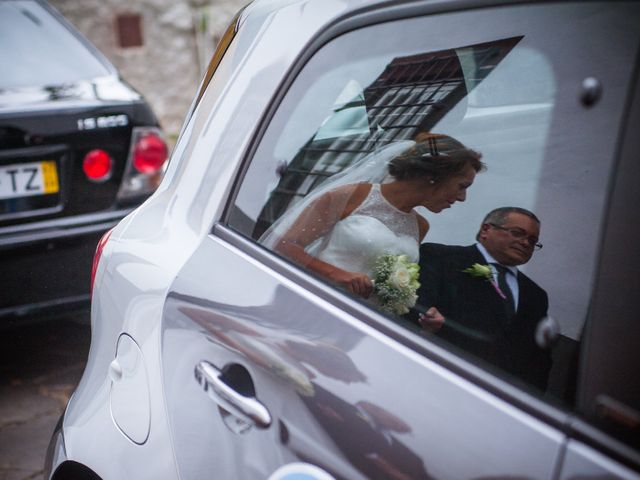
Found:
[415,243,552,391]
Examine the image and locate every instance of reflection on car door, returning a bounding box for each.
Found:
[161,230,564,479]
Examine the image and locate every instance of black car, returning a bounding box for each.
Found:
[0,0,168,321]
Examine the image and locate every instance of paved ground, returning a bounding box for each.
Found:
[0,316,91,480]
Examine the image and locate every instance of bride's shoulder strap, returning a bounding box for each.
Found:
[324,182,372,218]
[416,213,430,241]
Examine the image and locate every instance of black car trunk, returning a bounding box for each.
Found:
[0,99,155,227]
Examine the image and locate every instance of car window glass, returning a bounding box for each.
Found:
[0,1,110,89]
[227,3,639,406]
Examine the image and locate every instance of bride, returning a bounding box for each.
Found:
[262,133,484,300]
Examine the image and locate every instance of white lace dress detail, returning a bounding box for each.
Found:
[309,184,420,278]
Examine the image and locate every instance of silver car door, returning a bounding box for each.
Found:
[161,228,564,479]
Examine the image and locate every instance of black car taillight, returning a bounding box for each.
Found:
[83,149,113,182]
[133,131,167,174]
[117,127,168,201]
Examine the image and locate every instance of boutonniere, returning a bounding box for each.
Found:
[462,263,507,300]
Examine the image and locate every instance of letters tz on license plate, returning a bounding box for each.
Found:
[0,160,59,200]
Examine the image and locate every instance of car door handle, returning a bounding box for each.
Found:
[194,361,271,429]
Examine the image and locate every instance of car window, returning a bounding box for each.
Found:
[227,2,639,407]
[0,0,111,89]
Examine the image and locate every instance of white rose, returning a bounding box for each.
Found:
[389,266,411,289]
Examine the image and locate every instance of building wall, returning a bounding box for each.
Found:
[49,0,248,140]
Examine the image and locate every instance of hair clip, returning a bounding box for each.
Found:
[419,151,450,159]
[428,137,439,156]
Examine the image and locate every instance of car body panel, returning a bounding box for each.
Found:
[560,441,640,480]
[49,2,366,474]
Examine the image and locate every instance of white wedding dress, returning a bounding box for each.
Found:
[308,184,420,277]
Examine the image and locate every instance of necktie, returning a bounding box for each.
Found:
[493,263,515,318]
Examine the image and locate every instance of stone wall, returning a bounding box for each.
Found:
[49,0,248,140]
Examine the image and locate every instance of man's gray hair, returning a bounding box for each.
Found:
[476,207,540,240]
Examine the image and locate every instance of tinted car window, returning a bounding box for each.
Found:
[228,3,638,401]
[0,1,111,88]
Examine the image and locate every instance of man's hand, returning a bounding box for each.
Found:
[418,306,445,333]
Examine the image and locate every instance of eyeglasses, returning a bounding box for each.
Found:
[488,223,543,250]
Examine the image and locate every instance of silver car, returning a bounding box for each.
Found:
[46,0,640,478]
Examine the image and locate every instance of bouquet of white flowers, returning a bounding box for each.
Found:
[372,254,420,315]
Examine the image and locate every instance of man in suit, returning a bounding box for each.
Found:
[416,207,552,390]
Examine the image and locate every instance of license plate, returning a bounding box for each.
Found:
[0,160,59,200]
